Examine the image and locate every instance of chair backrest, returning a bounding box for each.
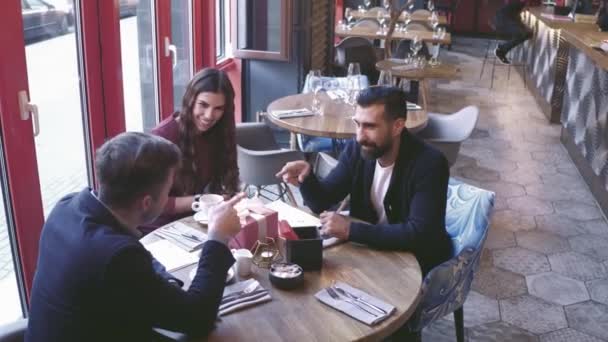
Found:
[405,22,431,32]
[235,122,280,151]
[408,178,495,332]
[412,9,432,17]
[367,7,388,16]
[334,37,379,85]
[0,318,27,342]
[416,106,479,167]
[313,152,338,179]
[353,18,381,29]
[235,123,304,187]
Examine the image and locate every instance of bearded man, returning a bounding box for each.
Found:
[277,86,452,274]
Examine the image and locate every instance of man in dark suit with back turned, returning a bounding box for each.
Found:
[276,86,452,275]
[26,132,245,341]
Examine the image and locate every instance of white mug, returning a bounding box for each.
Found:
[232,248,253,277]
[191,194,224,215]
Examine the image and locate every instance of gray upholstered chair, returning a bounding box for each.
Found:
[236,122,304,205]
[416,106,479,167]
[0,318,27,342]
[313,152,339,179]
[407,178,495,342]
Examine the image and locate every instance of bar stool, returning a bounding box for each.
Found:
[480,20,527,89]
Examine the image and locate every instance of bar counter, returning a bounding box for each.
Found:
[512,6,608,216]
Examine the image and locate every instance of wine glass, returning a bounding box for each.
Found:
[347,63,362,106]
[377,70,393,86]
[428,0,435,12]
[308,70,323,113]
[345,8,354,29]
[430,11,439,28]
[383,0,391,11]
[402,11,411,32]
[364,0,372,9]
[377,12,387,34]
[429,43,440,67]
[410,36,423,57]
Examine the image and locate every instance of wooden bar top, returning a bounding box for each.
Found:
[561,26,608,70]
[525,6,581,30]
[525,6,608,70]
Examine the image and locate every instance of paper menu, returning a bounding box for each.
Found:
[144,239,198,272]
[265,200,321,228]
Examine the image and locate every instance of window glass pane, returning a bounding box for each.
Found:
[120,0,158,132]
[23,0,89,217]
[0,176,22,325]
[215,0,223,58]
[170,1,192,113]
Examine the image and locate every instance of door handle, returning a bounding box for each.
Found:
[164,36,178,69]
[18,90,40,137]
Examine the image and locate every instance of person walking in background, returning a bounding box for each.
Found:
[494,0,532,64]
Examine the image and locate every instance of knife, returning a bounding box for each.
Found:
[219,290,269,310]
[333,286,388,315]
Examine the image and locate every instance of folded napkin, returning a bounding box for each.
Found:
[219,279,272,316]
[315,282,395,325]
[154,222,208,252]
[406,102,422,111]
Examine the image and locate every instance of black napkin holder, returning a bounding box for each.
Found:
[283,226,323,271]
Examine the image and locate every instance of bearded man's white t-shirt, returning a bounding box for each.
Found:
[370,161,394,224]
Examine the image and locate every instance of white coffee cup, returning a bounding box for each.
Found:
[232,248,253,277]
[191,194,224,215]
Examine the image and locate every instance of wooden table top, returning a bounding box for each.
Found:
[335,25,451,44]
[265,92,429,138]
[376,59,460,80]
[351,10,448,25]
[144,215,423,342]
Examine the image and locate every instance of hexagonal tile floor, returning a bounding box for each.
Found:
[412,37,608,341]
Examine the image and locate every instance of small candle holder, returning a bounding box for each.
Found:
[251,237,282,269]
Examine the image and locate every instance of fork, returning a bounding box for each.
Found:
[221,282,259,304]
[326,287,379,317]
[332,285,388,315]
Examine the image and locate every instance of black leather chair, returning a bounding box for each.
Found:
[0,319,27,342]
[334,37,380,85]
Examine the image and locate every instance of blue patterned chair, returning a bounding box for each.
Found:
[406,178,495,342]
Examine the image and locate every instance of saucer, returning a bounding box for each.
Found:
[190,266,234,283]
[193,211,208,224]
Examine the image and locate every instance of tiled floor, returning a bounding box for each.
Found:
[419,38,608,341]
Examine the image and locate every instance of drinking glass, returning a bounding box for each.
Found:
[383,0,391,11]
[429,43,440,66]
[345,8,354,29]
[398,78,411,93]
[430,11,439,28]
[347,63,362,106]
[402,11,411,32]
[308,70,323,113]
[347,62,361,77]
[377,12,387,34]
[410,36,423,57]
[377,70,393,86]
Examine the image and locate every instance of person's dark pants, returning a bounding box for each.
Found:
[496,19,533,55]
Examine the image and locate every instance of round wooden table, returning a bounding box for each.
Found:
[266,92,428,149]
[145,216,423,341]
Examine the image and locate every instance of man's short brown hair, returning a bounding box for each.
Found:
[95,132,181,207]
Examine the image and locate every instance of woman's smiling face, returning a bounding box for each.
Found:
[192,91,226,133]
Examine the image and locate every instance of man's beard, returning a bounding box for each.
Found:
[360,140,392,160]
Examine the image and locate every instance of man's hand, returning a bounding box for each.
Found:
[275,161,312,186]
[207,193,246,244]
[319,211,350,240]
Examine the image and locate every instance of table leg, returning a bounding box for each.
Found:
[290,132,298,150]
[420,79,429,112]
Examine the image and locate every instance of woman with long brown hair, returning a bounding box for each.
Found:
[144,68,239,232]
